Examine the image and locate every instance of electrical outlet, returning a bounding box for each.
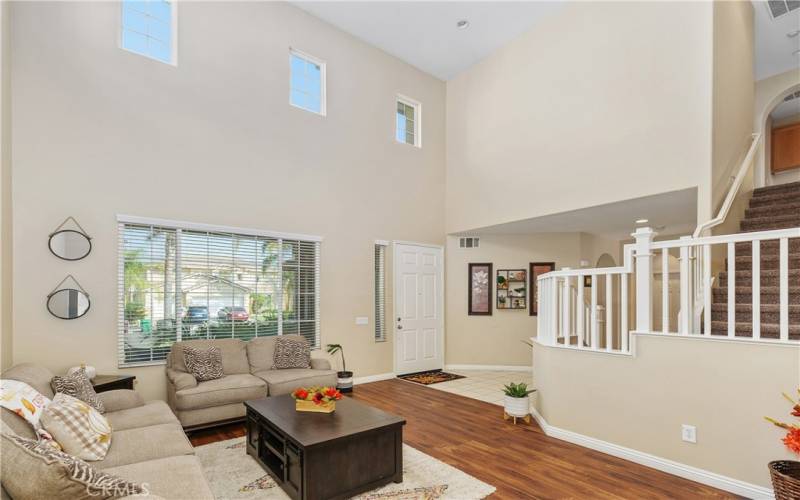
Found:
[355,316,369,325]
[681,424,697,443]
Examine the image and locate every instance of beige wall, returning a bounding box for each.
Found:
[445,233,583,367]
[445,1,715,234]
[1,0,11,371]
[10,1,445,400]
[755,70,800,187]
[710,0,754,215]
[533,334,800,488]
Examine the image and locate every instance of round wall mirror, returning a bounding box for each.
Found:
[47,288,91,320]
[49,229,92,261]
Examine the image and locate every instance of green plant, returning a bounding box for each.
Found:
[503,382,537,398]
[326,344,347,373]
[124,302,146,322]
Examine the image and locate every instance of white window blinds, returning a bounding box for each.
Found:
[374,243,386,342]
[118,220,320,367]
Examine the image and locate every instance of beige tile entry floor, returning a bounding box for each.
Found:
[422,369,534,406]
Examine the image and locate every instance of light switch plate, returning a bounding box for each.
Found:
[355,316,369,325]
[681,424,697,443]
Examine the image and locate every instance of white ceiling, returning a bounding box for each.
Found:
[753,1,800,80]
[771,95,800,120]
[461,188,698,240]
[292,1,564,81]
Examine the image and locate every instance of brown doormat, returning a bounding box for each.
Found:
[398,370,465,385]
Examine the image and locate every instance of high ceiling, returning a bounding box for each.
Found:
[753,0,800,80]
[292,1,564,81]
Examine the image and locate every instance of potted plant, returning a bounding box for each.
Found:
[502,382,536,424]
[291,386,343,413]
[765,389,800,499]
[326,344,353,393]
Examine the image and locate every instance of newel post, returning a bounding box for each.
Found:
[633,227,656,332]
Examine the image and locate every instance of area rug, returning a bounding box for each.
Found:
[397,371,465,385]
[194,437,495,500]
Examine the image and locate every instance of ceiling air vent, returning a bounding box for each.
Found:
[767,0,799,19]
[783,90,800,102]
[459,237,480,249]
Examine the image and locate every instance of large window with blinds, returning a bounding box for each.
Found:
[117,218,320,367]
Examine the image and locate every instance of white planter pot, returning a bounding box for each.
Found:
[503,395,530,418]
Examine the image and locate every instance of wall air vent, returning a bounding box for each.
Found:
[766,0,799,19]
[459,237,480,249]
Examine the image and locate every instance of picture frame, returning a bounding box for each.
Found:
[529,262,555,316]
[497,269,527,310]
[468,263,493,316]
[584,275,592,288]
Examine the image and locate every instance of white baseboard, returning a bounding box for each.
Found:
[529,408,774,499]
[444,364,531,372]
[353,372,396,385]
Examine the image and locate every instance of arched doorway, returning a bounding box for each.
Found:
[755,83,800,187]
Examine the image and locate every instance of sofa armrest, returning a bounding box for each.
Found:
[167,368,197,391]
[310,358,332,371]
[97,389,145,412]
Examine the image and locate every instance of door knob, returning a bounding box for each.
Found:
[397,317,401,321]
[397,325,403,330]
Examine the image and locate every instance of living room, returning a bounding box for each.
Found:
[1,1,799,499]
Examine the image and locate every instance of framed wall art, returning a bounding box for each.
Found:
[529,262,555,316]
[497,269,526,310]
[468,263,493,316]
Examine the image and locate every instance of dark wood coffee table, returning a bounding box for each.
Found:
[244,395,405,500]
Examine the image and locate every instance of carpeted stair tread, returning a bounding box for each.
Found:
[751,181,800,197]
[734,239,800,257]
[709,321,800,340]
[712,286,800,304]
[745,203,800,219]
[748,191,800,208]
[740,215,800,232]
[719,268,800,286]
[730,254,800,270]
[710,303,800,322]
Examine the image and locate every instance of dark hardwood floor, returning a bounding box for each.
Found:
[188,379,737,499]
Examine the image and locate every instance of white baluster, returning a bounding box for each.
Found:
[621,273,628,352]
[577,274,585,349]
[752,242,760,341]
[703,244,711,336]
[634,227,656,332]
[562,275,572,346]
[550,277,558,346]
[728,242,735,338]
[590,275,598,349]
[780,238,789,341]
[662,248,669,333]
[679,240,690,335]
[606,274,613,351]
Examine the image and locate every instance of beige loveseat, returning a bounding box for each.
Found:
[0,363,214,500]
[166,335,337,429]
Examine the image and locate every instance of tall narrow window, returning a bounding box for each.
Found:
[120,0,176,64]
[396,96,421,147]
[118,217,321,367]
[290,49,326,115]
[374,243,387,342]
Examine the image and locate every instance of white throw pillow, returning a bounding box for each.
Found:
[41,393,112,461]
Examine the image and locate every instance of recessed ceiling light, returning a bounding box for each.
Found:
[635,219,649,224]
[456,19,469,29]
[787,30,800,38]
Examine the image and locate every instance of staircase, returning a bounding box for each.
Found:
[711,181,800,339]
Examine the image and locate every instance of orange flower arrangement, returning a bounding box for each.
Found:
[291,386,343,405]
[765,389,800,455]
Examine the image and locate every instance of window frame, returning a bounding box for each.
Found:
[119,0,178,66]
[289,48,327,116]
[396,94,422,148]
[374,240,389,342]
[116,215,322,368]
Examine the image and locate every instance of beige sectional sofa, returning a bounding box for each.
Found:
[166,335,337,429]
[0,363,214,500]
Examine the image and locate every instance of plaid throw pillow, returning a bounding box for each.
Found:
[183,346,224,382]
[51,368,105,414]
[272,336,311,369]
[0,433,144,499]
[40,393,112,461]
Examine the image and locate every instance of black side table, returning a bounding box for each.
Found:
[91,374,136,393]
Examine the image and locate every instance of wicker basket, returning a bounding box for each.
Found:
[769,461,800,500]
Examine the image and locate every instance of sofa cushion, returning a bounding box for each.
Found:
[41,393,112,461]
[246,336,278,373]
[174,374,266,411]
[183,346,224,382]
[51,368,105,413]
[253,368,337,396]
[94,423,193,470]
[169,339,249,375]
[174,403,246,428]
[105,401,178,432]
[1,363,56,399]
[104,455,214,500]
[1,407,36,440]
[0,432,144,500]
[97,390,145,414]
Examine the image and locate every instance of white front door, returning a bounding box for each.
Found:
[394,243,444,375]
